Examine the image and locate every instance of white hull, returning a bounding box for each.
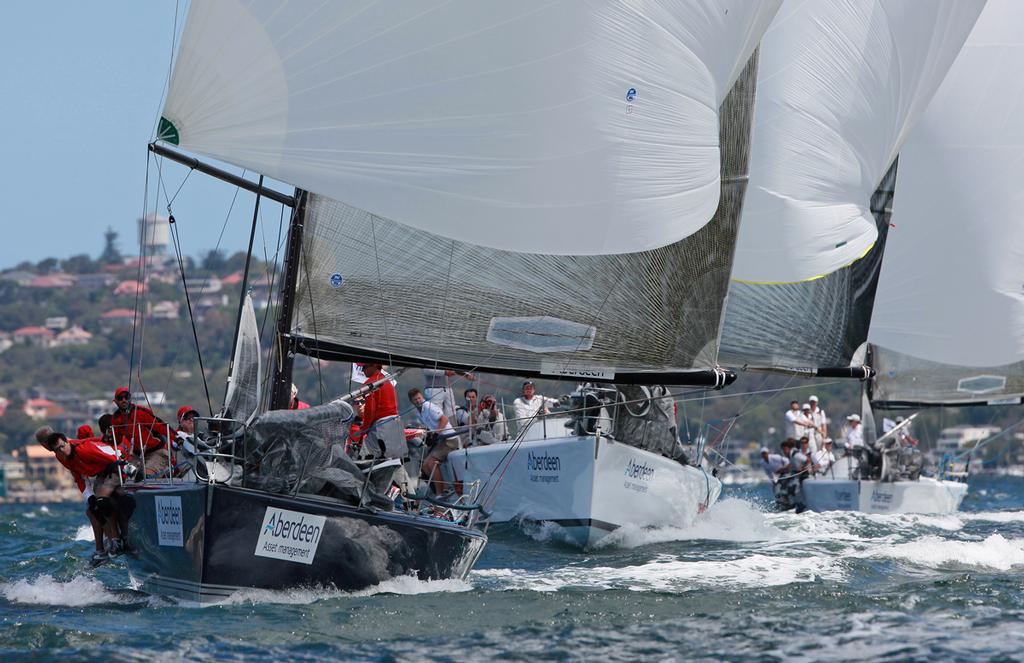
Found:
[449,435,721,548]
[801,476,968,514]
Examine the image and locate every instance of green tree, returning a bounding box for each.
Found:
[35,257,59,274]
[201,249,227,273]
[62,253,98,274]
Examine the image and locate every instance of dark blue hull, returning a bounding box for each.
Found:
[124,483,486,603]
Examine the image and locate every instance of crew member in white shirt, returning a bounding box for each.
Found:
[844,414,863,449]
[409,388,460,495]
[808,395,827,451]
[512,381,559,438]
[784,401,814,442]
[811,438,836,475]
[759,447,787,481]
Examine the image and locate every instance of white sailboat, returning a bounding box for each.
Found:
[154,0,782,551]
[719,0,1022,515]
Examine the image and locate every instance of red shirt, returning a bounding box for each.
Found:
[111,404,170,453]
[62,438,119,478]
[361,370,398,430]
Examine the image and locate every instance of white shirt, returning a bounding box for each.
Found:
[760,453,786,478]
[785,409,812,439]
[811,448,835,471]
[810,407,827,434]
[513,394,559,423]
[416,400,454,435]
[845,424,864,449]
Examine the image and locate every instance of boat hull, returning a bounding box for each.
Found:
[124,483,486,604]
[800,477,968,514]
[449,435,720,548]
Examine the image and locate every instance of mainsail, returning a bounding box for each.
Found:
[869,0,1024,407]
[719,0,983,372]
[158,1,783,384]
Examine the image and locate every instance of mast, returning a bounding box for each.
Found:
[269,190,309,410]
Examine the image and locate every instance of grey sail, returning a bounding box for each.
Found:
[288,54,761,385]
[719,162,896,372]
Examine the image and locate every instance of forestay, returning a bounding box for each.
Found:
[870,0,1024,407]
[159,0,777,256]
[719,0,982,371]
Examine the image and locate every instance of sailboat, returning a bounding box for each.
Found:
[138,0,788,553]
[721,0,1023,515]
[802,0,1024,514]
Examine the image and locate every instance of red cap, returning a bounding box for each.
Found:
[177,405,199,423]
[114,386,130,399]
[77,424,94,439]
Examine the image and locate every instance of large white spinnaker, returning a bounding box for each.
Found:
[730,0,984,285]
[718,0,983,372]
[870,0,1024,406]
[159,0,778,256]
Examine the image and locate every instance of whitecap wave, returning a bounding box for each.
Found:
[221,576,472,606]
[861,534,1024,571]
[472,553,843,593]
[0,574,122,606]
[595,498,787,549]
[964,511,1024,524]
[74,525,93,541]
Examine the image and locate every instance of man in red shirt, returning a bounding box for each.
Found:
[110,386,171,477]
[357,362,398,430]
[37,427,130,565]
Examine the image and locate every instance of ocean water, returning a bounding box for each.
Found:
[2,476,1024,662]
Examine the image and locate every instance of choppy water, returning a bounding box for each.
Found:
[3,476,1024,661]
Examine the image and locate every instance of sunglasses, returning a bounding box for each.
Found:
[115,395,130,401]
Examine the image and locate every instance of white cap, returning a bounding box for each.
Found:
[760,447,769,454]
[823,437,834,444]
[846,414,861,422]
[809,395,819,402]
[895,415,905,422]
[802,403,811,410]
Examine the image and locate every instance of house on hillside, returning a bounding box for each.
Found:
[149,300,180,320]
[54,325,93,347]
[73,273,116,290]
[16,445,77,491]
[99,308,135,333]
[114,279,148,297]
[181,276,221,294]
[44,316,68,331]
[0,270,37,286]
[23,398,65,420]
[27,274,75,289]
[221,271,244,287]
[12,326,55,348]
[0,331,11,354]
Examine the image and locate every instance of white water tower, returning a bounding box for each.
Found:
[138,213,170,256]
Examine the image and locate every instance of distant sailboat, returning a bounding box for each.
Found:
[717,0,1024,515]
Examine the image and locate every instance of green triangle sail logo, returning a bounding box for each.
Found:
[157,117,180,145]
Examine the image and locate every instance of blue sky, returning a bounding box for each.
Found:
[0,1,275,268]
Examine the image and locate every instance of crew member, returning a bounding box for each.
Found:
[409,387,460,495]
[110,386,171,477]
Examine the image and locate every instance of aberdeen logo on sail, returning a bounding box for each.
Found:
[254,507,327,565]
[624,459,655,482]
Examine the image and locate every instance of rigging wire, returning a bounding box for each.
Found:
[169,213,214,415]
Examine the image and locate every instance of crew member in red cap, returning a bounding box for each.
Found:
[110,386,171,477]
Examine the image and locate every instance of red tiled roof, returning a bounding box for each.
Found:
[13,326,55,337]
[101,308,136,319]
